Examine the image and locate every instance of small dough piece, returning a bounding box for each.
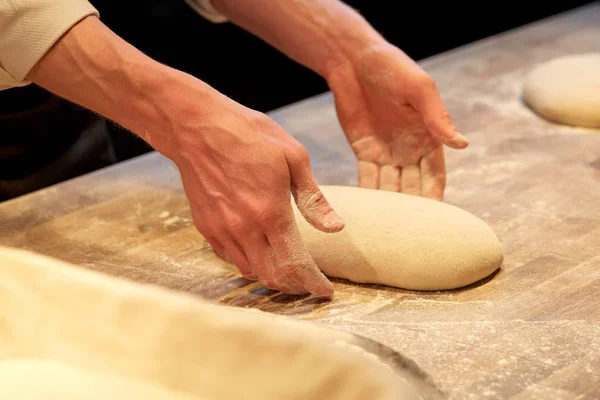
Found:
[523,53,600,128]
[0,359,202,400]
[293,185,503,290]
[0,246,415,400]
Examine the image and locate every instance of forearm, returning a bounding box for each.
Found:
[27,16,213,159]
[210,0,386,78]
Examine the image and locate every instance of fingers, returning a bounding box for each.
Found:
[358,156,443,201]
[238,229,304,294]
[413,74,469,149]
[379,165,401,192]
[420,146,446,201]
[358,160,417,195]
[400,164,421,196]
[200,200,333,297]
[224,241,256,279]
[261,210,334,298]
[205,234,227,261]
[193,212,257,280]
[286,142,344,233]
[358,160,379,189]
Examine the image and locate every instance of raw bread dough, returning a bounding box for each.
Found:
[292,185,503,290]
[0,359,201,400]
[522,53,600,128]
[0,246,416,400]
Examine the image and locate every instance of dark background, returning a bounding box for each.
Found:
[93,0,595,113]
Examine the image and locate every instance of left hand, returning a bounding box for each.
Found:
[327,43,469,201]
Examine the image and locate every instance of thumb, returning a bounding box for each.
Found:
[285,144,345,233]
[414,77,469,149]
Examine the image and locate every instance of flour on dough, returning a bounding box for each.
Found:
[292,185,503,291]
[523,53,600,129]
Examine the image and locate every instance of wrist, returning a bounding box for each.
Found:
[118,63,218,160]
[324,40,401,93]
[318,8,388,80]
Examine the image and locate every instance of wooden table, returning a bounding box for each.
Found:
[2,3,600,399]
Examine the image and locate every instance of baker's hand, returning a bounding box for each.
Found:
[23,14,340,296]
[327,44,469,200]
[170,91,343,297]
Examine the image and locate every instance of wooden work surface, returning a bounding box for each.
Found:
[2,4,600,399]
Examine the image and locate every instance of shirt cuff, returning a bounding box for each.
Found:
[184,0,229,23]
[0,0,99,85]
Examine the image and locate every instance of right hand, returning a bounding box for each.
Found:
[169,90,344,297]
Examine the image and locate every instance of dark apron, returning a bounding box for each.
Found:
[0,85,117,202]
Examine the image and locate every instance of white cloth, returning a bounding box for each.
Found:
[184,0,228,23]
[0,0,226,91]
[0,0,99,90]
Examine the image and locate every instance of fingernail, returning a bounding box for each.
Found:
[314,291,334,300]
[323,211,345,231]
[449,132,469,148]
[312,279,334,298]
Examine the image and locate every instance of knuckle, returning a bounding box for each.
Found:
[259,211,291,234]
[253,206,277,226]
[247,110,270,124]
[287,141,310,165]
[250,112,283,135]
[246,197,282,224]
[223,215,252,237]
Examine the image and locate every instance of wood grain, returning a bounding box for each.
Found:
[2,3,600,398]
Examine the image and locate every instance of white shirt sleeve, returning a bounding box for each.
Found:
[0,0,99,91]
[183,0,228,23]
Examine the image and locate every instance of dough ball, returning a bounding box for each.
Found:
[293,185,504,291]
[523,53,600,128]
